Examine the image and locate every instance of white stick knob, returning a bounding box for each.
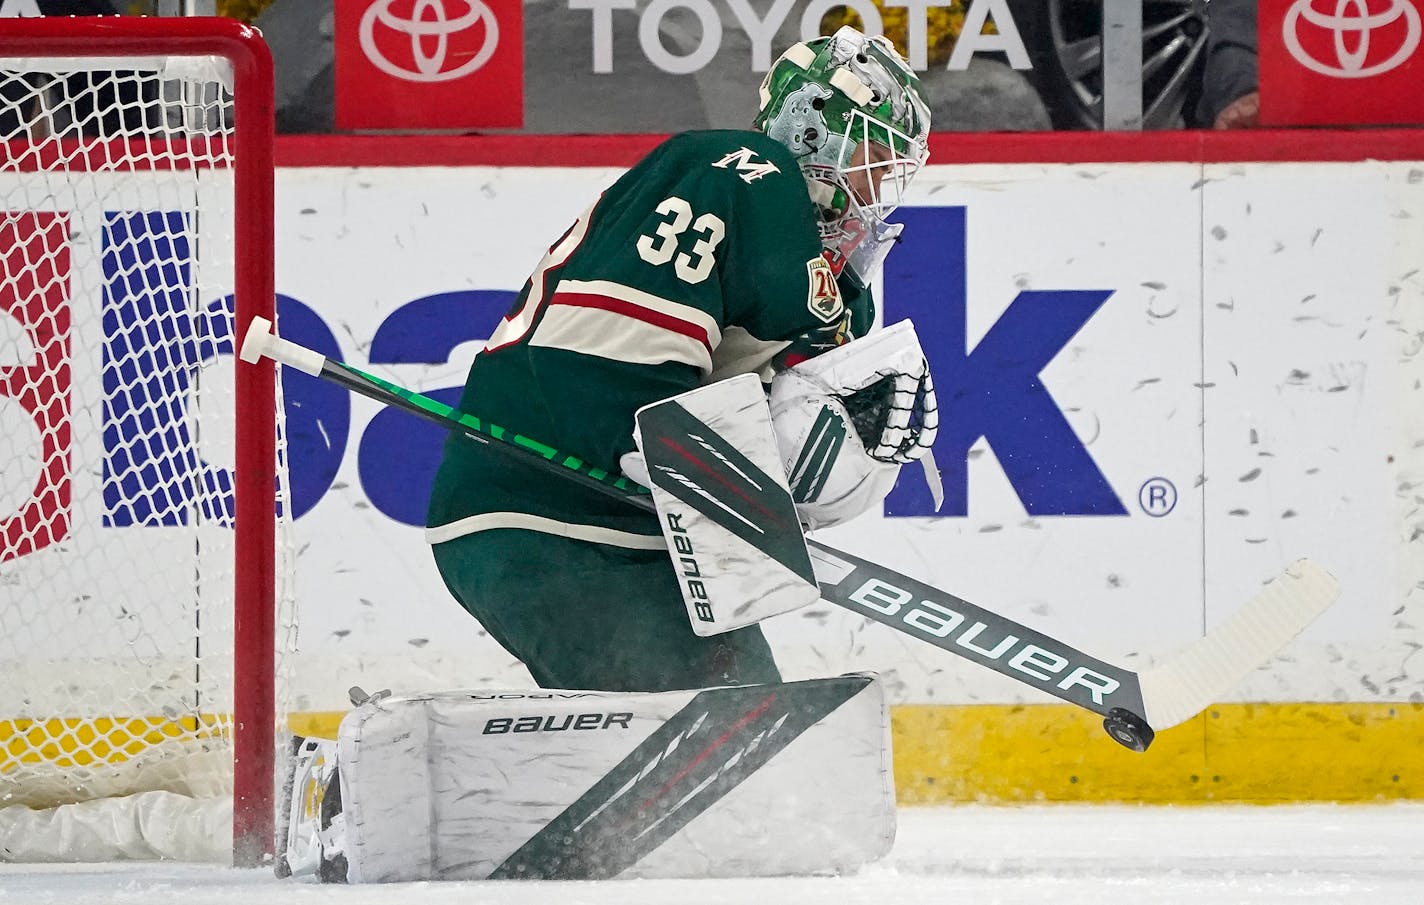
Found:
[240,316,326,376]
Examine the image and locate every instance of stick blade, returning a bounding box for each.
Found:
[1139,559,1341,729]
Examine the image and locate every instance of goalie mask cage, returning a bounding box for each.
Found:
[0,17,283,866]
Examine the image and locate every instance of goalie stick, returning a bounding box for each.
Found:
[240,316,1340,752]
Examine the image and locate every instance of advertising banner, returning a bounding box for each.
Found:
[249,155,1423,712]
[1,2,1217,133]
[334,0,525,129]
[324,0,1045,133]
[4,146,1420,714]
[1259,0,1424,126]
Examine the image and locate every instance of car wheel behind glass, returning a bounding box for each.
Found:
[1009,0,1210,130]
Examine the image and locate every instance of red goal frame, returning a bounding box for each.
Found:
[0,16,277,866]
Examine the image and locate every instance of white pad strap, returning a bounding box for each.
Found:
[830,66,873,105]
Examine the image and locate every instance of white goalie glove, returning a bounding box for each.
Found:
[769,320,939,530]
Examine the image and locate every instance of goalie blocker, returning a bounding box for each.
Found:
[631,321,940,636]
[284,674,894,882]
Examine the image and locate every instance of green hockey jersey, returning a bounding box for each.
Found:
[426,129,875,543]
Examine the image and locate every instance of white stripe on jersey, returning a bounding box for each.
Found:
[485,200,597,352]
[426,511,665,549]
[528,279,722,374]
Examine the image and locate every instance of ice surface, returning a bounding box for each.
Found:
[2,803,1421,904]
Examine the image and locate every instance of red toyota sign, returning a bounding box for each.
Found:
[1259,0,1424,126]
[334,0,523,130]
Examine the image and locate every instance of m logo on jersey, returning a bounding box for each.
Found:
[712,148,780,184]
[805,256,842,323]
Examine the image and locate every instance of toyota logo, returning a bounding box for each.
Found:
[1283,0,1422,78]
[359,0,500,83]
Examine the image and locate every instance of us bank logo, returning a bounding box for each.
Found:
[884,207,1125,519]
[359,0,501,82]
[2,210,235,562]
[1283,0,1421,77]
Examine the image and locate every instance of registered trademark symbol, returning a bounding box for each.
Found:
[1138,477,1177,517]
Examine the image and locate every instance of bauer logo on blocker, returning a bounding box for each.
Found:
[359,0,500,81]
[1283,0,1422,77]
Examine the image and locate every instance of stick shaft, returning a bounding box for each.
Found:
[327,357,654,509]
[240,314,649,506]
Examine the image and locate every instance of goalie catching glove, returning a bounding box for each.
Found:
[770,319,940,530]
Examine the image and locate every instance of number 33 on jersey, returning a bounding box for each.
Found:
[635,196,725,285]
[485,129,853,370]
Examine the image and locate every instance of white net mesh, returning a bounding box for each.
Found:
[0,47,290,834]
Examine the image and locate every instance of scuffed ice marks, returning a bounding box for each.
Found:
[1141,280,1178,320]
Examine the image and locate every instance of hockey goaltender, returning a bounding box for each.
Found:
[282,25,941,883]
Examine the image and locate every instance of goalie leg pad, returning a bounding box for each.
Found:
[333,676,895,882]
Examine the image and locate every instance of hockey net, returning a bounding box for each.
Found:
[0,18,289,864]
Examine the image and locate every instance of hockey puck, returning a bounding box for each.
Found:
[1102,707,1155,752]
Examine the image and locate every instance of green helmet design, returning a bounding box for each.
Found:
[755,27,931,281]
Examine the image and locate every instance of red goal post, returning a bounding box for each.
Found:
[0,16,278,866]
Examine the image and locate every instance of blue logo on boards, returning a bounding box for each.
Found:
[98,205,1124,526]
[883,207,1125,518]
[102,210,236,527]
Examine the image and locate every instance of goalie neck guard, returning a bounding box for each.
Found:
[754,27,931,283]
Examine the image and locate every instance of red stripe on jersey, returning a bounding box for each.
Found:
[548,291,714,357]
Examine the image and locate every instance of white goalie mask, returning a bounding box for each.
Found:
[755,27,931,284]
